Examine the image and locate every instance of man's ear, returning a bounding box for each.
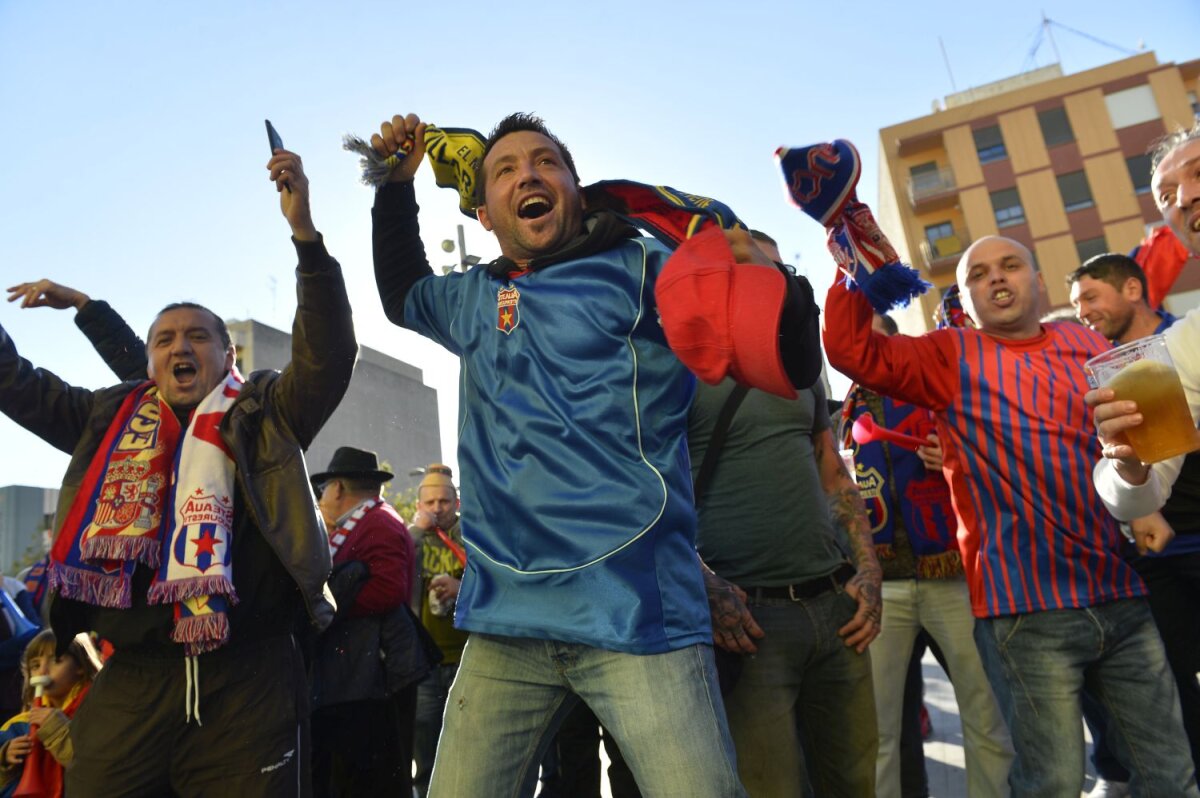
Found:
[224,345,235,373]
[578,184,587,212]
[477,205,492,232]
[1122,276,1144,302]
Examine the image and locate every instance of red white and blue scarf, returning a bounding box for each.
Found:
[50,370,243,655]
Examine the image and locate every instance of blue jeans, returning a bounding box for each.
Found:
[428,634,744,798]
[413,663,458,798]
[726,588,876,797]
[974,598,1198,797]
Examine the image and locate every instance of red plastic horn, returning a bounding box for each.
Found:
[851,414,929,452]
[13,675,54,798]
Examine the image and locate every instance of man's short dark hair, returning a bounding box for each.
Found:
[1150,121,1200,175]
[149,302,232,350]
[876,315,899,336]
[749,229,778,249]
[473,113,580,206]
[1065,253,1148,303]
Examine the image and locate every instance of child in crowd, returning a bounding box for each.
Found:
[0,630,97,798]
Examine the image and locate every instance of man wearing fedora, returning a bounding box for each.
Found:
[310,446,416,796]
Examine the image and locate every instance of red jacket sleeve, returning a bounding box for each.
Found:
[339,508,414,619]
[823,278,960,411]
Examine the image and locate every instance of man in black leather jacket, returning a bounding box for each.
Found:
[1,147,356,797]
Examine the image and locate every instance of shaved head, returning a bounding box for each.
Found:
[955,236,1035,286]
[955,236,1045,340]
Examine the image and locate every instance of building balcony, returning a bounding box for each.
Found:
[908,166,958,210]
[919,229,968,275]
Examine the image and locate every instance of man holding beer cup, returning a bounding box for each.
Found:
[823,231,1197,795]
[1092,124,1200,519]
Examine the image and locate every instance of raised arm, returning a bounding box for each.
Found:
[0,322,96,453]
[823,278,959,411]
[371,113,435,325]
[7,280,146,381]
[261,148,357,449]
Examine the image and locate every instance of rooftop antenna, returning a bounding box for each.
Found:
[938,36,958,92]
[1042,11,1062,64]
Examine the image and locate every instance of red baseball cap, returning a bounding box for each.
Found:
[655,227,796,399]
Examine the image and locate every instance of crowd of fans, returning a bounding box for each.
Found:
[0,111,1198,798]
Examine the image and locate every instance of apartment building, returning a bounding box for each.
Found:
[877,52,1200,330]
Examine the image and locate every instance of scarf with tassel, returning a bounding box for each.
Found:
[776,139,929,314]
[50,370,244,655]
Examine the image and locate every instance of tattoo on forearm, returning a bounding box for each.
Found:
[829,485,881,577]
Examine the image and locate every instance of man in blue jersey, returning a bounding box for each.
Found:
[824,233,1196,796]
[368,111,823,797]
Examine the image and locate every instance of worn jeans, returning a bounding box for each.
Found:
[725,587,876,798]
[871,579,1012,798]
[975,598,1199,797]
[428,634,744,798]
[413,662,459,798]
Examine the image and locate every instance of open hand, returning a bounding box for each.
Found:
[6,280,89,311]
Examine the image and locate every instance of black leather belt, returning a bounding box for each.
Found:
[745,563,856,602]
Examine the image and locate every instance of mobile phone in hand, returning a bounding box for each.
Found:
[265,120,290,193]
[265,119,284,153]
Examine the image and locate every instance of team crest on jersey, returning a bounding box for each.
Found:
[173,490,233,573]
[855,466,888,534]
[497,284,520,334]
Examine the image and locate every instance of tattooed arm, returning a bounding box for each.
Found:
[697,553,765,654]
[814,427,882,653]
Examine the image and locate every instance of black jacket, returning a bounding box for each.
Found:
[0,238,357,647]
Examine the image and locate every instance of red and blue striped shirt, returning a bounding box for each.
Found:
[825,282,1144,617]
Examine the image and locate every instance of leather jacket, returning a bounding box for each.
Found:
[0,238,357,643]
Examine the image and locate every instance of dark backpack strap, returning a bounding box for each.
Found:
[693,384,751,507]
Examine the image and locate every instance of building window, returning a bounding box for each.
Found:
[910,161,940,193]
[1189,91,1199,115]
[1104,85,1160,130]
[1057,171,1094,212]
[1038,107,1075,148]
[924,221,963,260]
[1076,236,1108,263]
[974,125,1007,163]
[925,221,953,243]
[1126,153,1153,194]
[990,188,1025,228]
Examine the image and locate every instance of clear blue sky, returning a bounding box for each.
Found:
[1,0,1196,488]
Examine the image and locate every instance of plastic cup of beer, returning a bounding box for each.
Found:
[1085,334,1200,463]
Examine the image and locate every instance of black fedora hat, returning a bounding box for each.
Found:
[310,447,394,491]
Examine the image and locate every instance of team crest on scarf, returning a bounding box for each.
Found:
[854,465,889,535]
[497,284,520,334]
[172,490,233,573]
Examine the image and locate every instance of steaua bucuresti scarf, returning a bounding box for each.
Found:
[50,370,244,655]
[838,388,962,579]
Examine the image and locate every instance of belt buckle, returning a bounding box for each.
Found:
[787,583,801,602]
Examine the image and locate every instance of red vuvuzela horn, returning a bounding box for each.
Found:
[851,414,929,452]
